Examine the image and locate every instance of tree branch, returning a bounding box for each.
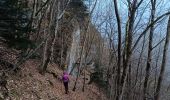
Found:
[132,11,170,51]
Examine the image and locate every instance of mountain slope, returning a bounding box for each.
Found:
[5,60,106,100]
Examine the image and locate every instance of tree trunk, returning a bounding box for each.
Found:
[41,37,48,71]
[154,15,170,100]
[119,1,137,99]
[143,1,156,99]
[40,0,56,73]
[50,1,60,62]
[41,49,51,74]
[113,0,122,98]
[82,68,86,92]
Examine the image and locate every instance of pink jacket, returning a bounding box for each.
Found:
[62,72,69,82]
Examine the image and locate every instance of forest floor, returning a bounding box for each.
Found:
[3,60,107,100]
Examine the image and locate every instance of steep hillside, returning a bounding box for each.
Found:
[2,60,106,100]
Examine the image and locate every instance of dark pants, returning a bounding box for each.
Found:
[63,82,68,94]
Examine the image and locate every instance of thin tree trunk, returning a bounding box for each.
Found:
[113,0,122,98]
[82,67,86,92]
[153,38,161,93]
[143,1,156,99]
[42,36,48,70]
[40,1,56,73]
[127,63,132,100]
[60,31,64,67]
[41,49,51,74]
[50,1,60,62]
[132,34,146,100]
[119,1,137,99]
[50,0,70,62]
[154,15,170,100]
[72,53,83,91]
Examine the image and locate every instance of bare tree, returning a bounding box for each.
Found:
[113,0,122,99]
[154,15,170,100]
[143,0,156,99]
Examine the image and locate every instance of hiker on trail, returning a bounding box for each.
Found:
[62,71,69,94]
